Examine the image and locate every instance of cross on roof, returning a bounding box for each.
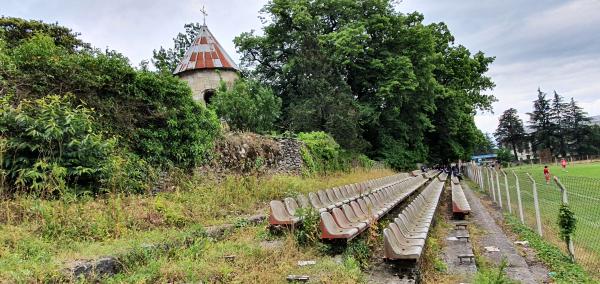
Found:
[200,5,208,26]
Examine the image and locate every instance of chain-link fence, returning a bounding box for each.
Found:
[464,164,600,279]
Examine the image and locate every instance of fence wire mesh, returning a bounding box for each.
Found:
[465,165,600,279]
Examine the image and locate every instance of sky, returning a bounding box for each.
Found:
[3,0,600,136]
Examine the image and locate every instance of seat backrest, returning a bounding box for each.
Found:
[270,200,291,219]
[351,200,367,218]
[333,188,345,201]
[284,197,299,216]
[296,194,310,208]
[342,204,360,223]
[309,192,324,209]
[326,189,339,203]
[332,207,352,228]
[318,190,332,206]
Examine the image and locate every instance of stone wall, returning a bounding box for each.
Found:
[177,69,239,104]
[198,133,304,176]
[274,138,304,174]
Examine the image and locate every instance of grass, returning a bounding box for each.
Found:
[469,171,600,281]
[510,161,600,178]
[503,214,596,283]
[0,167,394,282]
[103,224,365,283]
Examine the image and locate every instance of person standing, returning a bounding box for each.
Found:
[544,165,551,184]
[561,158,567,172]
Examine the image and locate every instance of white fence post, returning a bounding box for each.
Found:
[495,169,503,209]
[526,173,543,236]
[512,170,525,224]
[489,168,496,202]
[502,170,512,214]
[553,176,576,262]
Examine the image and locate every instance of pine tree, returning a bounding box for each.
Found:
[564,97,590,155]
[527,88,556,156]
[494,108,526,160]
[550,91,569,157]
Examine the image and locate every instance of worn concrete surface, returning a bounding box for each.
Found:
[462,182,550,284]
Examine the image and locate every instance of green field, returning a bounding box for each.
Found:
[478,163,600,279]
[510,162,600,178]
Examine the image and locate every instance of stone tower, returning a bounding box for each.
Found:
[173,24,239,104]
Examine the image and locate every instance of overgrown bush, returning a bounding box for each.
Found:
[132,72,220,168]
[298,131,343,173]
[0,95,119,195]
[293,207,320,246]
[210,78,281,134]
[1,31,220,169]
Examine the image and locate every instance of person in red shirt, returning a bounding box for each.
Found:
[561,158,567,172]
[544,165,551,184]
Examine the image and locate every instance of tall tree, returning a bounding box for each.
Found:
[494,108,526,160]
[152,23,203,73]
[550,91,568,157]
[528,88,556,156]
[235,0,495,168]
[564,97,591,155]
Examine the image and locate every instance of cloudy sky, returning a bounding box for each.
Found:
[3,0,600,135]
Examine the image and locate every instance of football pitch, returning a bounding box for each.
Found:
[488,162,600,277]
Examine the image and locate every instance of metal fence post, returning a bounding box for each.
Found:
[495,169,503,209]
[554,176,576,262]
[502,170,512,214]
[526,173,543,236]
[512,170,524,224]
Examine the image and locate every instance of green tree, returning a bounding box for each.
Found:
[496,147,513,165]
[494,108,526,160]
[550,91,569,157]
[0,16,90,51]
[152,22,202,73]
[210,78,282,133]
[235,0,495,168]
[563,97,591,155]
[528,88,556,156]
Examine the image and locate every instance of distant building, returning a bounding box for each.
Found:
[173,24,239,104]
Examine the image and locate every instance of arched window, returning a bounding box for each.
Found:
[203,89,216,104]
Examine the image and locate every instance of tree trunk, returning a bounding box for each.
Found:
[511,142,518,161]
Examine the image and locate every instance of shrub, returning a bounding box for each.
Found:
[132,72,220,168]
[4,33,220,169]
[210,78,281,134]
[0,95,116,195]
[293,207,320,246]
[297,131,343,173]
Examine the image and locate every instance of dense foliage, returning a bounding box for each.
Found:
[298,131,345,173]
[0,18,221,195]
[0,16,90,51]
[235,0,495,168]
[494,108,526,160]
[0,95,149,195]
[0,27,220,170]
[210,78,282,134]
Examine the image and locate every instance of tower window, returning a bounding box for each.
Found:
[203,89,216,104]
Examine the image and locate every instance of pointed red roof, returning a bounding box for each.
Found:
[173,25,239,74]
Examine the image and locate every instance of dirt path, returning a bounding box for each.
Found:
[462,182,550,284]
